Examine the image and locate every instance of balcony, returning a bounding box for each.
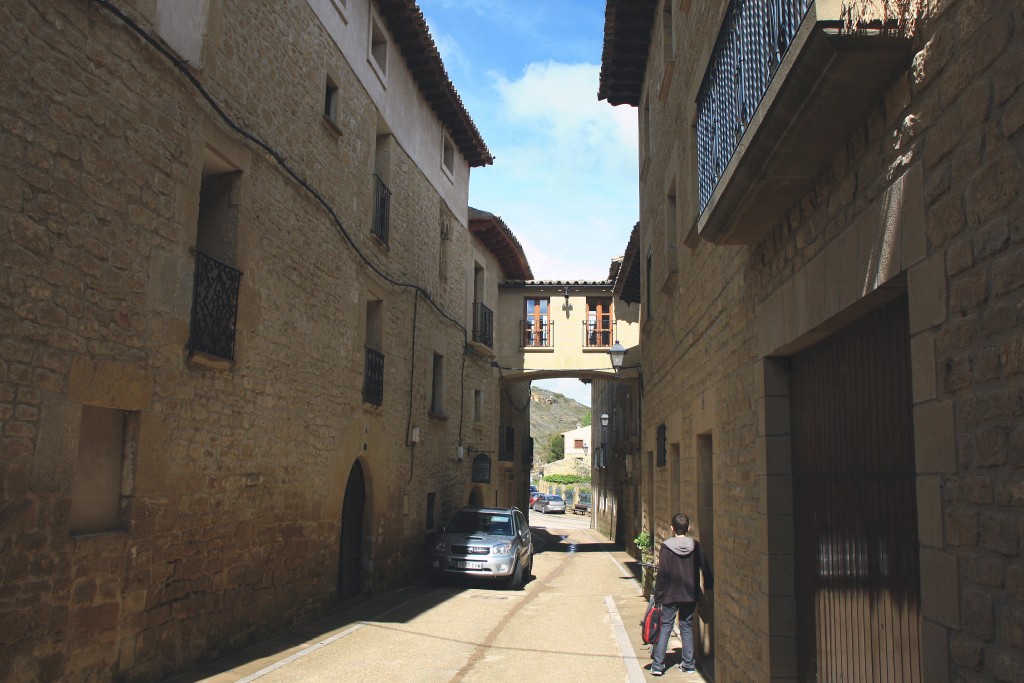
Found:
[584,320,615,348]
[472,302,494,348]
[522,319,553,348]
[372,174,391,245]
[693,0,914,245]
[188,250,242,361]
[362,347,384,406]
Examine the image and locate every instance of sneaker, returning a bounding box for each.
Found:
[650,669,664,677]
[680,667,697,673]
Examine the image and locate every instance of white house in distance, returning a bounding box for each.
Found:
[541,423,592,477]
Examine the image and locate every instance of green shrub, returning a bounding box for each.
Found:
[542,473,591,485]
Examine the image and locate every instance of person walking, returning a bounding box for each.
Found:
[650,513,713,676]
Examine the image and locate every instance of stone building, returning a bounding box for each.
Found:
[0,0,532,680]
[599,1,1023,681]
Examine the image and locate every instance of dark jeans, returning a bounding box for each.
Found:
[651,601,697,672]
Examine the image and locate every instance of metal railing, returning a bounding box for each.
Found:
[362,347,384,406]
[583,320,615,348]
[521,319,552,348]
[372,174,391,244]
[696,0,813,212]
[188,250,242,360]
[472,302,494,348]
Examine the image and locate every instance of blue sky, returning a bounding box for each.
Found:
[421,0,638,406]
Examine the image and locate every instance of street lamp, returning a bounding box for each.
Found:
[608,341,626,374]
[600,413,609,469]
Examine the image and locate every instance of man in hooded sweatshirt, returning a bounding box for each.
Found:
[650,513,713,676]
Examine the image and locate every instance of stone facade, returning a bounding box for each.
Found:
[600,1,1023,681]
[0,1,529,680]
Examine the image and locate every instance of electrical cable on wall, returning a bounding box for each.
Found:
[91,0,474,448]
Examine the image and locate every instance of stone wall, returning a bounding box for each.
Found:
[0,0,505,680]
[622,0,1024,681]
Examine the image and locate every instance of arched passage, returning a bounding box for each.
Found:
[338,460,366,600]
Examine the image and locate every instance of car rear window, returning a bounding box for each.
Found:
[549,496,563,502]
[449,512,512,535]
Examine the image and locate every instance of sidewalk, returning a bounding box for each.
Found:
[583,528,710,682]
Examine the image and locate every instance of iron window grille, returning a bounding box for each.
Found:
[499,426,515,462]
[472,302,494,348]
[188,249,242,361]
[372,173,391,245]
[696,0,813,212]
[583,319,616,348]
[521,319,553,348]
[362,346,384,406]
[656,423,667,467]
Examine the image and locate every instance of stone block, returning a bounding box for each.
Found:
[920,547,960,628]
[67,358,152,411]
[914,399,957,473]
[922,619,952,683]
[917,475,944,548]
[908,255,948,334]
[911,331,937,403]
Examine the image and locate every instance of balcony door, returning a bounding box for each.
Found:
[523,298,549,347]
[586,297,613,347]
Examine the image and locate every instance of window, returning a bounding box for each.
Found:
[190,156,242,362]
[656,423,667,467]
[439,203,453,280]
[70,407,136,535]
[500,426,515,462]
[574,439,584,449]
[586,297,613,347]
[523,298,550,347]
[372,133,392,245]
[645,251,654,320]
[662,0,675,62]
[426,492,436,531]
[441,134,456,177]
[323,76,339,126]
[430,353,445,416]
[368,13,388,81]
[363,299,384,405]
[473,390,483,422]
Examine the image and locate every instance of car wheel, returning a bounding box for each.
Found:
[505,558,523,590]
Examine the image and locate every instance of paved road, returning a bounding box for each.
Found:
[165,515,705,683]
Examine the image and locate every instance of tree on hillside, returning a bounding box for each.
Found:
[547,433,564,463]
[583,412,591,426]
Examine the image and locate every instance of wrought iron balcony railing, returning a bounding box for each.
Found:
[362,347,384,406]
[372,173,391,245]
[188,250,242,360]
[521,320,552,348]
[696,0,812,213]
[472,302,494,348]
[583,320,615,348]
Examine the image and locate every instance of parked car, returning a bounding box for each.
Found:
[533,494,566,514]
[429,507,533,589]
[529,490,542,506]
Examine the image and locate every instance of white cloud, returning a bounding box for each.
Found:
[470,61,638,281]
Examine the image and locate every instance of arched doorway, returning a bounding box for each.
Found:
[338,460,366,600]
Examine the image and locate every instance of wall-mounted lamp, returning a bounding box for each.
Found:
[608,341,626,375]
[561,285,572,315]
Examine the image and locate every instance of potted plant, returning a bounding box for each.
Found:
[633,530,656,594]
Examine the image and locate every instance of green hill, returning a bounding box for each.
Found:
[530,386,590,469]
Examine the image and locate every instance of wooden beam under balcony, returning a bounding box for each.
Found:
[694,12,913,246]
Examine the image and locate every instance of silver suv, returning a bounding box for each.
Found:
[429,507,533,589]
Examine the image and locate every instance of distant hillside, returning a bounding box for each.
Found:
[530,387,591,468]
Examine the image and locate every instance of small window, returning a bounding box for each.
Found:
[369,14,388,80]
[441,134,455,176]
[426,493,436,531]
[473,390,483,422]
[439,203,453,280]
[431,353,445,416]
[574,439,584,449]
[324,77,339,124]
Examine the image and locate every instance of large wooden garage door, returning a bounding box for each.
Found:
[791,296,921,682]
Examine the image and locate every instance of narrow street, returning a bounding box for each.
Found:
[164,517,702,683]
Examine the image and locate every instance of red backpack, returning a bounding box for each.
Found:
[640,599,662,645]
